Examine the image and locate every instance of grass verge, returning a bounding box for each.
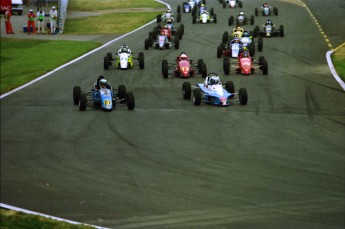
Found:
[0,208,96,229]
[67,0,163,11]
[331,44,345,82]
[64,12,159,35]
[0,38,101,94]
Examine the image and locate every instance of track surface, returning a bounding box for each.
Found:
[1,0,344,228]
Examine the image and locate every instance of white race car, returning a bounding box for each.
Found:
[193,10,217,24]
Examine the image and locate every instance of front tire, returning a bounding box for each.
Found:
[73,86,81,105]
[193,88,202,105]
[79,92,87,111]
[239,88,248,105]
[126,92,135,110]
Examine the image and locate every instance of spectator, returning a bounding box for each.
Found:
[4,10,15,34]
[37,9,45,34]
[49,6,58,35]
[27,9,36,34]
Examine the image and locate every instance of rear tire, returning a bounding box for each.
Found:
[79,92,87,111]
[182,82,191,99]
[239,88,248,105]
[126,92,135,110]
[258,37,263,51]
[73,86,81,105]
[138,52,144,69]
[104,56,109,70]
[193,88,201,105]
[163,63,169,79]
[225,81,235,94]
[118,85,127,102]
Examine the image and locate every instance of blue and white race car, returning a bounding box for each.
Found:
[73,77,135,111]
[182,73,248,106]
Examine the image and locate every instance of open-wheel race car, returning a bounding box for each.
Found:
[223,51,268,75]
[178,1,196,13]
[228,11,254,26]
[73,76,135,111]
[145,25,180,50]
[192,9,217,24]
[218,30,263,58]
[157,9,181,24]
[222,0,243,8]
[255,4,278,16]
[103,48,144,70]
[253,24,284,37]
[162,52,207,79]
[182,73,248,106]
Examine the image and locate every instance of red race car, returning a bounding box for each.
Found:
[223,51,268,75]
[162,52,207,78]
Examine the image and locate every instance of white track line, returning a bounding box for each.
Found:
[0,203,109,229]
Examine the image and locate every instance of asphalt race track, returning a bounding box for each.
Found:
[1,0,344,228]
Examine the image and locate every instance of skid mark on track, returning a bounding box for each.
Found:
[305,85,322,122]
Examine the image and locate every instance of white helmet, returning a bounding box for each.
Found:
[180,54,188,60]
[240,11,244,15]
[99,79,107,88]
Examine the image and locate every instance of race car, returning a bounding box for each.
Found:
[253,24,284,37]
[255,4,278,16]
[223,51,268,75]
[73,77,135,111]
[182,73,248,106]
[103,50,144,70]
[192,3,213,17]
[192,10,217,24]
[162,52,207,78]
[223,0,243,8]
[157,9,181,23]
[178,1,196,13]
[145,26,180,50]
[228,11,254,26]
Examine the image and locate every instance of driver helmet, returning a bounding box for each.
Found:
[180,53,188,60]
[167,19,172,24]
[236,26,242,31]
[201,4,205,7]
[233,38,240,43]
[121,45,128,53]
[210,77,219,85]
[239,11,244,15]
[166,9,171,13]
[243,51,249,57]
[164,25,168,29]
[160,30,165,35]
[242,31,249,37]
[99,79,107,88]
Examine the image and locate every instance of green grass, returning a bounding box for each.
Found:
[1,208,96,229]
[67,0,164,11]
[64,12,159,35]
[0,38,101,94]
[331,45,345,82]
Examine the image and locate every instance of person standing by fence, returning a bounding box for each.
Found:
[37,9,45,34]
[27,9,36,34]
[49,6,58,35]
[4,10,15,34]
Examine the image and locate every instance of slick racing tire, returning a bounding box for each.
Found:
[79,92,87,111]
[213,14,217,23]
[250,15,254,25]
[262,60,268,75]
[239,1,243,7]
[279,25,284,37]
[259,56,265,66]
[107,52,113,60]
[258,37,263,51]
[73,86,81,105]
[193,88,202,105]
[162,59,168,74]
[273,7,278,16]
[174,36,180,49]
[223,57,230,75]
[255,8,258,16]
[225,81,235,94]
[118,85,127,103]
[239,88,248,105]
[162,63,169,79]
[144,39,150,50]
[138,52,145,69]
[202,64,207,78]
[126,92,135,110]
[104,56,110,70]
[197,59,204,70]
[217,46,222,58]
[182,82,192,100]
